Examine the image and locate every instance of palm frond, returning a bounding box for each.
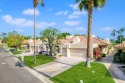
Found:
[39,0,44,7]
[33,0,44,7]
[33,0,38,7]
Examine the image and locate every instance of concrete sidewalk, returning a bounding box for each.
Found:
[34,56,86,77]
[97,51,125,83]
[3,47,53,83]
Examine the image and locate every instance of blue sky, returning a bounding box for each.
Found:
[0,0,125,39]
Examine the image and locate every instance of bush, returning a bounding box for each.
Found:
[113,53,121,63]
[117,50,122,55]
[96,56,102,60]
[120,52,125,63]
[101,53,106,57]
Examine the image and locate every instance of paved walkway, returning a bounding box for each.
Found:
[34,56,86,78]
[97,51,125,83]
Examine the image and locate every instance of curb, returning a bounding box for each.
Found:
[4,47,53,83]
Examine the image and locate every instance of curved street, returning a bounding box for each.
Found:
[0,46,43,83]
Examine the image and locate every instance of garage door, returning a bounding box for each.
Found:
[70,48,86,57]
[31,46,38,53]
[62,48,67,56]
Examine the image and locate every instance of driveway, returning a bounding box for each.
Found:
[96,51,125,83]
[0,47,43,83]
[34,56,86,78]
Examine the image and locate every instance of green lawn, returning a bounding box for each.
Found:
[50,62,115,83]
[20,55,54,68]
[12,51,22,55]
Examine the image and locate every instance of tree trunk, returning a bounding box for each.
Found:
[49,46,53,56]
[86,0,93,68]
[17,46,19,51]
[120,35,122,43]
[34,7,36,63]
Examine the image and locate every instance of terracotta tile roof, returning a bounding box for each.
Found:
[23,40,29,45]
[23,39,42,45]
[60,36,108,46]
[114,43,125,49]
[93,38,108,46]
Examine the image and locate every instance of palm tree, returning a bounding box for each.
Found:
[33,0,44,63]
[76,0,106,67]
[111,29,116,44]
[117,27,125,43]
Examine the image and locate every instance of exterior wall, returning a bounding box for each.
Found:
[102,46,108,54]
[60,43,98,58]
[31,46,41,53]
[62,48,67,56]
[70,48,86,58]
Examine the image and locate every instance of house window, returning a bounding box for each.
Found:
[70,41,73,43]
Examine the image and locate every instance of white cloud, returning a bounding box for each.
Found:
[68,11,87,19]
[1,15,56,28]
[70,3,79,10]
[64,21,80,26]
[68,14,79,19]
[74,11,87,15]
[55,10,68,15]
[101,27,114,31]
[75,27,86,32]
[37,22,56,28]
[22,8,40,16]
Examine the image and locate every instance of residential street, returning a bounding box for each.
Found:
[0,46,43,83]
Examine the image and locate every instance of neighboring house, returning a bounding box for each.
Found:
[23,39,46,53]
[114,41,125,52]
[60,35,109,58]
[0,39,2,46]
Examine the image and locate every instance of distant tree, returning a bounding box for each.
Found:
[33,36,40,39]
[74,34,82,36]
[97,36,101,39]
[111,29,116,44]
[115,35,124,44]
[1,32,7,43]
[59,32,71,39]
[40,27,61,56]
[6,31,24,51]
[25,36,32,39]
[116,28,125,43]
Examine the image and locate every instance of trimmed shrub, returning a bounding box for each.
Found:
[113,53,121,63]
[101,53,106,57]
[117,50,122,55]
[96,56,102,60]
[120,52,125,63]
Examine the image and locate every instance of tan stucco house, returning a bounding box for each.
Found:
[23,39,46,53]
[59,35,109,58]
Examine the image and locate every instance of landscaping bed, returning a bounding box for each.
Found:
[50,62,115,83]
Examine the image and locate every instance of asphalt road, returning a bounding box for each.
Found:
[0,47,43,83]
